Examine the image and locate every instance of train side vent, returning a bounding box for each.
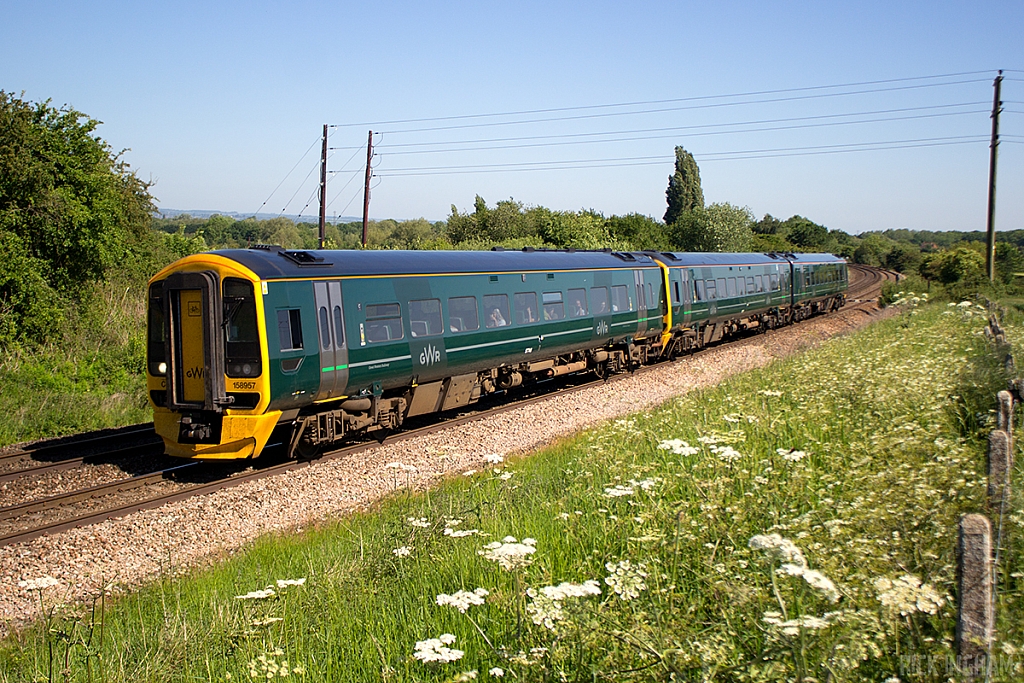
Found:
[279,250,334,267]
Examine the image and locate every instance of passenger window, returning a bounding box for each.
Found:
[672,280,680,304]
[727,278,736,297]
[694,280,705,302]
[646,283,654,308]
[365,303,403,343]
[746,276,755,293]
[770,273,780,291]
[318,306,331,349]
[756,275,765,293]
[332,306,345,348]
[277,309,304,351]
[409,299,442,337]
[706,280,717,300]
[716,278,726,296]
[514,292,539,324]
[484,294,510,328]
[737,277,746,295]
[448,296,479,332]
[590,286,609,314]
[543,291,565,320]
[568,288,588,318]
[611,285,631,312]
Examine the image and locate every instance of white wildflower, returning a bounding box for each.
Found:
[777,448,808,462]
[413,633,464,664]
[758,389,783,397]
[483,453,504,464]
[603,485,634,498]
[463,470,477,476]
[748,533,807,567]
[874,574,946,615]
[275,578,306,588]
[18,576,59,591]
[723,413,741,423]
[489,667,505,677]
[407,517,431,528]
[454,672,478,681]
[697,435,719,445]
[393,546,412,557]
[235,588,275,600]
[712,445,742,462]
[657,438,699,456]
[444,528,481,538]
[604,560,647,601]
[479,537,537,571]
[497,472,513,481]
[436,588,488,613]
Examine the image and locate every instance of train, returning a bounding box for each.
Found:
[146,247,848,460]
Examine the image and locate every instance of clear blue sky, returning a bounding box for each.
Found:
[3,1,1022,234]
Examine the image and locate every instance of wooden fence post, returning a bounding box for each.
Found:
[997,390,1014,436]
[957,514,993,680]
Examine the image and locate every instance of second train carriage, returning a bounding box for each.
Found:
[146,248,847,460]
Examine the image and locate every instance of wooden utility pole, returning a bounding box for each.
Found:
[985,71,1003,281]
[362,130,374,247]
[318,124,328,249]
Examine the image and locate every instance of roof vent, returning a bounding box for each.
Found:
[250,244,281,251]
[491,246,505,252]
[279,250,333,267]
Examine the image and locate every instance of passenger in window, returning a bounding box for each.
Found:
[573,299,586,317]
[489,308,507,327]
[525,307,536,323]
[595,300,608,314]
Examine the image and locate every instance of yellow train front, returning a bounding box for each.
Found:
[146,252,282,459]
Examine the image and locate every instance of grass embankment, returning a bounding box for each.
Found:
[0,279,150,447]
[3,302,1022,682]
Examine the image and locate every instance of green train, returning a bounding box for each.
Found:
[146,248,847,459]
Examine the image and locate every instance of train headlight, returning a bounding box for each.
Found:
[242,363,252,376]
[157,362,167,375]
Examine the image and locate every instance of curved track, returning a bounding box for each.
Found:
[0,266,894,547]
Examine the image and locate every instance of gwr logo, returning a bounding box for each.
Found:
[595,321,609,335]
[419,344,442,366]
[185,367,205,379]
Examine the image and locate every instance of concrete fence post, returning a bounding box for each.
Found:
[956,514,993,681]
[997,390,1014,437]
[988,430,1012,513]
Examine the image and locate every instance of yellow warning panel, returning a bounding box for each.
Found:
[179,289,206,403]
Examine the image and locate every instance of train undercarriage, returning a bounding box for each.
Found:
[285,292,846,459]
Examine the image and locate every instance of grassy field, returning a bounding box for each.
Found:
[2,300,1021,682]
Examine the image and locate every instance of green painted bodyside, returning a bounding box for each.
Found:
[264,267,664,408]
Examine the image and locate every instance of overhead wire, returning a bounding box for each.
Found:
[375,136,989,177]
[328,102,987,152]
[329,70,994,129]
[250,134,321,217]
[365,107,990,157]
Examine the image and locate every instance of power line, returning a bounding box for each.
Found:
[329,70,994,129]
[374,79,990,135]
[251,134,321,216]
[329,102,987,152]
[375,136,987,177]
[365,107,989,157]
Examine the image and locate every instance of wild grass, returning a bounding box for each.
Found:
[0,277,150,447]
[2,301,1022,682]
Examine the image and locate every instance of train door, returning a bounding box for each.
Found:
[634,270,648,337]
[679,269,692,324]
[161,270,227,419]
[313,281,349,400]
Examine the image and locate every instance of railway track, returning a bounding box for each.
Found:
[0,266,892,548]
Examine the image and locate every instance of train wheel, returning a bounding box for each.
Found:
[288,422,322,461]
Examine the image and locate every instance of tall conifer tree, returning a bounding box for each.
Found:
[663,146,704,225]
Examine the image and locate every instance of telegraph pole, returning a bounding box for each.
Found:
[318,124,328,249]
[362,130,373,247]
[986,71,1003,281]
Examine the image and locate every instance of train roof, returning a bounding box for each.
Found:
[209,247,661,280]
[653,252,846,267]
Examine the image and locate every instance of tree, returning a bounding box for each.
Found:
[0,92,153,345]
[664,146,704,225]
[0,91,153,290]
[606,213,669,250]
[783,216,830,249]
[670,203,753,252]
